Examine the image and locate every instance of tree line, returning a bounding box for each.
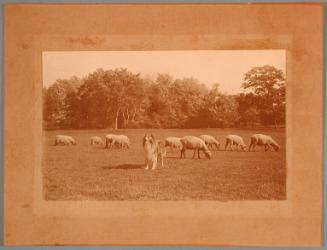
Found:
[43,65,285,130]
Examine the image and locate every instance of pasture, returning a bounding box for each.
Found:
[43,128,286,201]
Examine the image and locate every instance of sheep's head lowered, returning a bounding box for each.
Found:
[204,150,212,159]
[271,143,280,152]
[269,137,280,152]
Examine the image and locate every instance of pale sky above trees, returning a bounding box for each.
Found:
[43,50,285,94]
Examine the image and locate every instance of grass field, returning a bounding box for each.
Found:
[43,128,286,201]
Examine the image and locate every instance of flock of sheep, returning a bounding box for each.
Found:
[164,134,279,156]
[54,133,280,170]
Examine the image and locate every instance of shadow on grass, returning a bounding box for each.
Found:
[96,146,118,150]
[164,156,183,159]
[97,147,131,150]
[103,164,144,170]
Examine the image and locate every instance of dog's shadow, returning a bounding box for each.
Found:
[103,163,144,170]
[164,156,182,159]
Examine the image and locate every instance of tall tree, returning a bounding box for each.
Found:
[43,79,79,129]
[242,65,286,126]
[78,68,147,129]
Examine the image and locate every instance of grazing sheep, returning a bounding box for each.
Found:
[180,136,212,159]
[249,134,280,152]
[143,134,166,170]
[165,137,183,152]
[114,135,131,149]
[105,134,116,148]
[105,134,131,149]
[90,136,104,146]
[54,135,76,146]
[225,135,246,151]
[199,135,220,150]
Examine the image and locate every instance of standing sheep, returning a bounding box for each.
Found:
[165,137,183,152]
[225,135,246,151]
[248,134,280,152]
[105,134,116,148]
[105,134,131,149]
[199,135,220,150]
[180,136,212,159]
[54,135,76,146]
[90,136,104,146]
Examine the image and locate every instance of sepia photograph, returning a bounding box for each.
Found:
[4,3,323,246]
[42,50,286,201]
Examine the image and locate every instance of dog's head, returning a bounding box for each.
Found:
[143,133,155,147]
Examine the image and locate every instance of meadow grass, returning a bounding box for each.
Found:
[43,128,286,200]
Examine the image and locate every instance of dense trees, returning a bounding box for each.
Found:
[43,65,286,130]
[43,77,82,129]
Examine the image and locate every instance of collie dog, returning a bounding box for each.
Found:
[142,134,166,170]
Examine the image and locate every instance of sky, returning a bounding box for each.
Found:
[42,50,286,94]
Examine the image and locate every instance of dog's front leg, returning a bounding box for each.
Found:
[152,158,157,170]
[161,156,164,167]
[144,158,149,170]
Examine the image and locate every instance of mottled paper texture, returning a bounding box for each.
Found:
[4,3,323,246]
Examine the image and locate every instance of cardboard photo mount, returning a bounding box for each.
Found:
[4,3,323,246]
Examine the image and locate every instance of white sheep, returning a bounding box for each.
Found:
[114,135,131,149]
[105,134,116,148]
[249,134,280,152]
[105,134,131,149]
[180,136,212,159]
[199,135,220,150]
[165,137,183,152]
[54,135,76,146]
[90,136,104,146]
[225,135,246,151]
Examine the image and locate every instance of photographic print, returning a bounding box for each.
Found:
[42,50,286,201]
[4,3,323,246]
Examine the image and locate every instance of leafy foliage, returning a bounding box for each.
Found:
[241,65,286,126]
[43,66,286,129]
